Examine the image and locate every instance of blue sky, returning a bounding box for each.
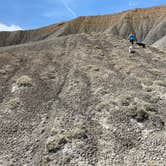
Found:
[0,0,165,31]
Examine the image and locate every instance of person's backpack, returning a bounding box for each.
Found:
[130,35,135,41]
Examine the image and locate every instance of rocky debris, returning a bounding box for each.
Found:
[0,11,166,165]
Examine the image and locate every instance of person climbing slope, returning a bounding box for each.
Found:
[128,32,136,45]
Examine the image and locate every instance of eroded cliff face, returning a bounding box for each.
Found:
[0,31,166,165]
[0,23,65,47]
[0,5,166,48]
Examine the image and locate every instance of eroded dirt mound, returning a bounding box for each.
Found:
[0,32,166,165]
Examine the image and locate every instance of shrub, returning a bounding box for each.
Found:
[46,135,67,153]
[66,128,87,140]
[47,127,87,153]
[129,102,157,122]
[6,97,20,110]
[16,75,32,87]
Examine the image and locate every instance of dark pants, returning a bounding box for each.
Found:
[130,40,134,45]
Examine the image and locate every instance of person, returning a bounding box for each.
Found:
[128,32,136,45]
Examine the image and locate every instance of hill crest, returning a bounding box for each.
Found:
[0,5,165,49]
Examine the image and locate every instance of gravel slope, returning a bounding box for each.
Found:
[0,33,166,165]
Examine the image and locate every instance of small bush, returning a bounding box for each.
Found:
[46,127,87,153]
[129,102,157,122]
[6,97,20,110]
[66,128,87,140]
[46,135,67,153]
[16,75,32,87]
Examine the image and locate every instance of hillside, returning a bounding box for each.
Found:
[0,5,166,166]
[152,35,166,51]
[0,5,165,49]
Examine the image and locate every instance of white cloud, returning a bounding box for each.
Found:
[0,22,23,32]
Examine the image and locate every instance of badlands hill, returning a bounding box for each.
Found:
[0,5,166,166]
[0,5,166,49]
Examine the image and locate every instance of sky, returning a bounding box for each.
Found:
[0,0,165,31]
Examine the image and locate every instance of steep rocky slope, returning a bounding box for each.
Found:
[0,31,166,165]
[0,22,65,47]
[152,35,166,51]
[0,5,165,48]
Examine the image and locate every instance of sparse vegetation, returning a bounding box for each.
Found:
[65,128,87,140]
[16,75,32,87]
[46,135,67,153]
[0,6,166,165]
[129,102,157,122]
[5,97,20,110]
[47,127,87,153]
